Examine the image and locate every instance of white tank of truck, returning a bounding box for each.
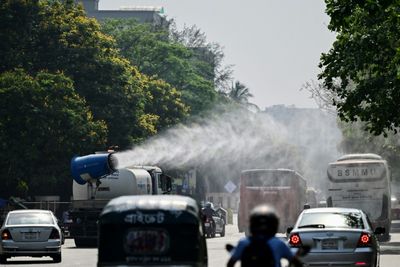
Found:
[72,168,153,200]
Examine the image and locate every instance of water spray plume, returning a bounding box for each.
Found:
[115,107,342,192]
[116,110,286,169]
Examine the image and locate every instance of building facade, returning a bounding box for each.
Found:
[76,0,165,24]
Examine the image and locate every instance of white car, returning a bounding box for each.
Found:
[0,209,62,263]
[287,207,383,267]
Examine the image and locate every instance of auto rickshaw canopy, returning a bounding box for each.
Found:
[98,195,207,267]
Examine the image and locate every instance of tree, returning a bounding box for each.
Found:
[0,0,152,148]
[301,80,338,115]
[143,76,190,132]
[319,1,400,135]
[169,23,234,92]
[101,19,219,115]
[338,119,400,185]
[226,81,259,111]
[228,81,253,103]
[0,70,107,198]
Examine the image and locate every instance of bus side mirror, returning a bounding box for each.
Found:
[166,176,172,192]
[374,227,385,235]
[161,174,172,193]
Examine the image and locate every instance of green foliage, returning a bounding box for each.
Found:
[143,77,190,131]
[0,70,107,198]
[0,1,233,198]
[338,120,400,183]
[101,19,218,115]
[320,0,400,135]
[0,0,149,148]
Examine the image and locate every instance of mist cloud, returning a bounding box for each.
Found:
[115,106,342,191]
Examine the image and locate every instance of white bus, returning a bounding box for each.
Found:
[327,153,391,241]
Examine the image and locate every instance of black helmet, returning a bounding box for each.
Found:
[249,205,279,237]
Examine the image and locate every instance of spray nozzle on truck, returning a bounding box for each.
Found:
[71,153,118,185]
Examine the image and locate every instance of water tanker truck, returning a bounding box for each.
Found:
[69,153,172,247]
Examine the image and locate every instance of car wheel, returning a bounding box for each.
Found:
[0,255,7,264]
[52,253,62,263]
[220,225,225,237]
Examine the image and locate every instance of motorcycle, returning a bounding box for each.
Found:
[204,216,216,238]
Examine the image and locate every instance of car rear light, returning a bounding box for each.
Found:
[289,233,302,247]
[357,232,372,247]
[49,228,60,239]
[1,229,12,240]
[355,262,367,266]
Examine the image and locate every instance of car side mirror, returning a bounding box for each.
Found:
[374,227,385,235]
[286,227,293,235]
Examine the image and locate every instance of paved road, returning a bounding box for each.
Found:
[2,221,400,266]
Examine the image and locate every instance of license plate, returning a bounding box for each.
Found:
[204,223,210,227]
[124,229,169,255]
[322,239,338,249]
[23,232,38,240]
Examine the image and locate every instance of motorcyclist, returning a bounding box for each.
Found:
[227,204,303,267]
[202,202,216,235]
[202,202,215,218]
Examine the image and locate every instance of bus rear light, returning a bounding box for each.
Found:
[1,229,12,240]
[357,233,372,247]
[289,233,302,247]
[355,262,367,266]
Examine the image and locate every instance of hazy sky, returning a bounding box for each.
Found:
[99,0,336,109]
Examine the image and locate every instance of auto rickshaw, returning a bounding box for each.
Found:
[97,195,208,267]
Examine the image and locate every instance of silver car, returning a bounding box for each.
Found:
[0,209,62,264]
[287,207,384,267]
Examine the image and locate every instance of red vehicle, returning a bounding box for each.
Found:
[238,169,307,234]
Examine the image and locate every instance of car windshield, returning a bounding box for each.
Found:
[6,212,54,225]
[298,212,364,229]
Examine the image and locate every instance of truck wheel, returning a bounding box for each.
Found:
[0,255,7,264]
[52,253,62,263]
[74,238,84,247]
[74,238,97,247]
